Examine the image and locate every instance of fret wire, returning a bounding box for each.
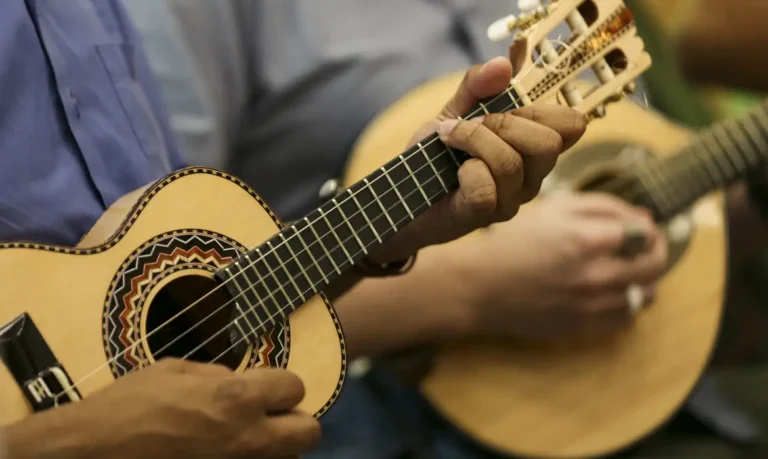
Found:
[749,109,768,141]
[400,154,431,206]
[364,178,397,231]
[279,233,317,293]
[692,135,728,186]
[701,131,737,181]
[225,265,261,331]
[686,141,723,186]
[732,119,762,165]
[292,226,329,284]
[479,102,490,115]
[318,207,354,265]
[711,126,746,172]
[348,188,382,243]
[506,87,521,108]
[418,142,448,193]
[724,118,760,165]
[257,248,291,317]
[235,304,259,338]
[268,241,305,303]
[231,311,250,342]
[444,144,461,167]
[636,165,669,217]
[381,166,414,220]
[227,263,270,331]
[674,143,716,193]
[741,113,768,157]
[641,162,675,214]
[243,254,276,326]
[333,198,367,255]
[304,217,341,275]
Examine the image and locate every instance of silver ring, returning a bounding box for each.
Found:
[626,283,645,315]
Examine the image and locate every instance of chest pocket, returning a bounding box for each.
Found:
[95,42,167,170]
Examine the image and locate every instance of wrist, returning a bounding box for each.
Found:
[5,409,101,459]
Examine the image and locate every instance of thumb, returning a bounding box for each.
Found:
[439,56,513,120]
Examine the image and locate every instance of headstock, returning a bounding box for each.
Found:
[487,0,651,120]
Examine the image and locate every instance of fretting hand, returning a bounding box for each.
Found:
[369,56,587,263]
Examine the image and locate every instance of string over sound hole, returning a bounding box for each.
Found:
[145,274,252,369]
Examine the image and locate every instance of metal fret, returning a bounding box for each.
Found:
[381,166,414,220]
[723,118,759,164]
[267,241,305,303]
[399,155,430,206]
[279,233,317,293]
[333,198,366,254]
[243,254,276,326]
[348,189,382,243]
[699,133,736,181]
[640,163,673,215]
[257,248,290,317]
[305,217,341,274]
[444,144,461,167]
[479,102,490,115]
[235,304,258,338]
[418,142,448,193]
[232,312,250,341]
[293,226,329,284]
[365,178,397,232]
[739,114,768,156]
[319,207,353,265]
[710,127,745,171]
[227,264,269,329]
[506,87,521,109]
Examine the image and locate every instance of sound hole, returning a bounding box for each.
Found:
[145,275,248,369]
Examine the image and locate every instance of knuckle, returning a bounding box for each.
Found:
[579,268,614,293]
[499,149,523,176]
[464,119,487,144]
[463,181,497,214]
[483,113,506,133]
[213,378,254,409]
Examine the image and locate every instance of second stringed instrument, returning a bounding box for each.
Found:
[340,0,762,457]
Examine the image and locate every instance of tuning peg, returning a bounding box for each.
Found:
[518,0,542,12]
[591,105,607,119]
[487,14,519,42]
[624,81,637,94]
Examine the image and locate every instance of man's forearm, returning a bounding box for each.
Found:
[334,241,479,359]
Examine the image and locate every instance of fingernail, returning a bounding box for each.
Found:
[439,119,459,139]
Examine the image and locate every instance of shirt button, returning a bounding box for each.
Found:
[68,90,81,119]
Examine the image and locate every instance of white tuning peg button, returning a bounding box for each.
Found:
[518,0,542,12]
[487,14,518,42]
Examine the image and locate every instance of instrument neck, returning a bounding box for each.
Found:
[637,101,768,221]
[215,86,525,320]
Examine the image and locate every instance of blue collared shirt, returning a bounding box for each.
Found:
[0,0,185,246]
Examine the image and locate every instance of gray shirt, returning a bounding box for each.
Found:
[124,0,521,219]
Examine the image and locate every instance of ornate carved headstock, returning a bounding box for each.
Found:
[488,0,651,120]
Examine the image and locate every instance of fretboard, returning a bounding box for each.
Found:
[633,100,768,221]
[216,85,524,333]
